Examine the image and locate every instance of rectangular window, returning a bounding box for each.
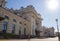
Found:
[24,28,26,35]
[19,26,21,35]
[12,24,15,34]
[3,21,8,30]
[2,21,8,33]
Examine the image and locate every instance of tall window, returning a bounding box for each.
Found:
[24,28,26,35]
[0,0,2,6]
[3,21,8,30]
[19,26,21,35]
[12,24,15,33]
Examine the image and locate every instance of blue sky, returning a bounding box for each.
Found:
[6,0,60,32]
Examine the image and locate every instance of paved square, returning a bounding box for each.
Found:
[0,37,58,41]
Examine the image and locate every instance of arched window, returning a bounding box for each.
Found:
[3,21,8,30]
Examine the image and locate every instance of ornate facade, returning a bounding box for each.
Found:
[0,0,42,38]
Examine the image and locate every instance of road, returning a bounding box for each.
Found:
[0,37,58,41]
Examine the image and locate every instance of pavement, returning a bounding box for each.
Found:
[0,37,58,41]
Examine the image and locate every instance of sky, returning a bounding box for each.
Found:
[6,0,60,32]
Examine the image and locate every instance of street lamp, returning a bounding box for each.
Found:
[56,19,60,41]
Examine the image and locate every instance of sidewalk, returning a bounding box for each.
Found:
[0,37,58,41]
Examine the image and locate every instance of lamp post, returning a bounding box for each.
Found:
[56,19,60,41]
